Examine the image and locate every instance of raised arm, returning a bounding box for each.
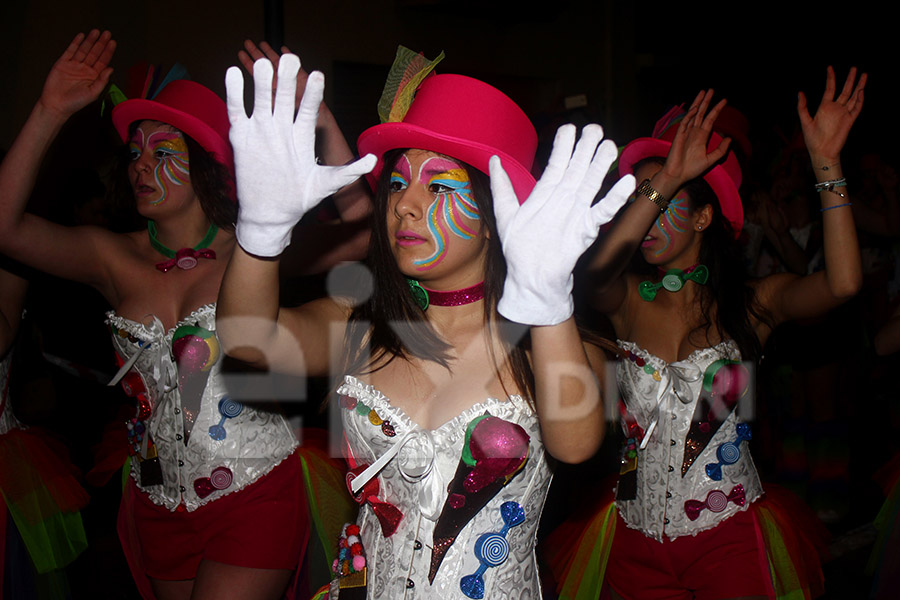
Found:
[586,90,732,314]
[757,66,865,323]
[0,30,120,290]
[216,53,375,375]
[490,124,634,463]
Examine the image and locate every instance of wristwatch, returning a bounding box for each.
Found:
[637,178,668,212]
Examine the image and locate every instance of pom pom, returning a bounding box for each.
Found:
[347,535,359,546]
[352,555,366,571]
[350,542,363,555]
[346,524,361,536]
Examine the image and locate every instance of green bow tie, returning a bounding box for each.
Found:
[639,265,709,302]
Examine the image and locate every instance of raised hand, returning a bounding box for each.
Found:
[798,66,866,165]
[39,30,116,118]
[660,89,732,185]
[491,124,635,325]
[225,55,376,257]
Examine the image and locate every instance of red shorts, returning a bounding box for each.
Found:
[128,452,307,581]
[606,509,775,600]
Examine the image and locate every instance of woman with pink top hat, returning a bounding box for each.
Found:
[546,70,865,599]
[0,30,363,599]
[216,47,634,598]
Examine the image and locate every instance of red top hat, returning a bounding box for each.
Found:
[358,74,538,204]
[618,106,744,237]
[112,80,233,173]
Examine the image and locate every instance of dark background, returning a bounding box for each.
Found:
[1,1,895,597]
[1,1,893,159]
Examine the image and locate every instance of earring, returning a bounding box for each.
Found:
[697,225,703,231]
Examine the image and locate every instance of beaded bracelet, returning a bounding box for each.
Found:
[815,177,848,199]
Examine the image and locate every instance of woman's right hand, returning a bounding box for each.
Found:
[38,30,116,119]
[658,89,731,187]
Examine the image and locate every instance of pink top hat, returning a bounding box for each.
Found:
[112,80,233,173]
[358,74,538,204]
[618,106,744,237]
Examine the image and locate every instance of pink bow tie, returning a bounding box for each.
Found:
[156,247,216,273]
[684,484,745,521]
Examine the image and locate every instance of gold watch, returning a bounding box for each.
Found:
[637,178,668,212]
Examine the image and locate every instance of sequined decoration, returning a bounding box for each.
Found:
[172,324,220,440]
[429,417,530,583]
[682,360,749,476]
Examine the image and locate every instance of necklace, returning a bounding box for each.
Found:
[407,279,484,311]
[639,264,708,302]
[148,221,218,273]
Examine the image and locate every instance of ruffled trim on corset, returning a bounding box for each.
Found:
[129,440,299,512]
[106,303,217,340]
[616,488,763,542]
[617,338,740,366]
[337,375,534,446]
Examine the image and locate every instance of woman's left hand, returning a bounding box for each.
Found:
[225,55,376,257]
[490,124,635,325]
[798,66,866,165]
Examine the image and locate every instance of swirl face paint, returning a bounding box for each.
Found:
[130,125,190,206]
[652,194,690,258]
[391,154,481,271]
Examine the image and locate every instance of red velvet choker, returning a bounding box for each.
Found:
[407,280,485,310]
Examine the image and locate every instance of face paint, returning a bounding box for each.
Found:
[130,128,190,206]
[390,154,412,191]
[652,194,690,258]
[411,157,480,271]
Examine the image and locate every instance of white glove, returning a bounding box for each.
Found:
[491,124,635,325]
[225,55,376,257]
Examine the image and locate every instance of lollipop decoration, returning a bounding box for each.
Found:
[208,397,243,441]
[705,423,752,481]
[684,484,745,521]
[459,502,526,599]
[193,465,234,499]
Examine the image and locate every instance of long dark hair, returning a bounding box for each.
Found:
[343,148,535,400]
[683,176,772,360]
[111,121,237,231]
[635,157,772,361]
